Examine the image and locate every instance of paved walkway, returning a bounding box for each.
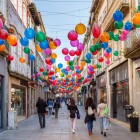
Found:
[0,103,140,140]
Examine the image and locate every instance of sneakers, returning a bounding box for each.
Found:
[101,131,103,134]
[88,131,92,136]
[72,130,75,134]
[104,132,107,137]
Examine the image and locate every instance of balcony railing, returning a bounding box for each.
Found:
[124,28,140,59]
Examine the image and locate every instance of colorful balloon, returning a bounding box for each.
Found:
[124,22,132,30]
[75,23,86,35]
[68,30,78,41]
[40,68,44,72]
[106,47,112,53]
[77,43,85,51]
[92,22,101,38]
[20,37,29,46]
[51,53,57,59]
[113,10,123,22]
[69,50,75,56]
[86,53,92,59]
[24,47,30,54]
[54,38,61,46]
[0,44,5,51]
[132,13,140,25]
[40,40,49,50]
[49,41,57,49]
[24,28,35,39]
[36,45,43,52]
[46,64,51,70]
[113,51,119,56]
[62,48,69,55]
[0,39,4,45]
[44,48,51,55]
[105,59,110,65]
[0,29,8,40]
[19,57,25,63]
[95,43,101,50]
[81,61,86,66]
[119,34,126,41]
[7,35,17,46]
[114,21,124,29]
[85,59,91,63]
[75,49,81,56]
[108,31,114,40]
[100,32,110,42]
[36,31,46,42]
[0,19,3,30]
[56,68,60,72]
[98,57,104,62]
[70,39,79,47]
[102,42,108,49]
[90,46,96,52]
[92,50,98,55]
[58,63,63,69]
[113,34,119,41]
[7,55,14,61]
[29,54,35,60]
[65,55,70,61]
[45,58,51,65]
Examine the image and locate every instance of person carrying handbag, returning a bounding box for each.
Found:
[85,97,96,136]
[97,98,110,137]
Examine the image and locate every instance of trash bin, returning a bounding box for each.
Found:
[124,105,134,122]
[8,111,17,129]
[130,117,139,132]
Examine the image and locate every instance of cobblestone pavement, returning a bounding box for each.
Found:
[0,103,140,140]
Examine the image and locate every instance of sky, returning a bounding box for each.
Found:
[34,0,92,68]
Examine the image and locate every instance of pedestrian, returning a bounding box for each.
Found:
[67,98,79,134]
[85,97,96,136]
[53,99,60,118]
[48,99,54,115]
[36,97,47,128]
[97,98,109,137]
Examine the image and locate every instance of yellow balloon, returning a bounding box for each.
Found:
[56,68,60,72]
[36,45,43,52]
[49,41,57,50]
[51,53,57,59]
[75,23,86,35]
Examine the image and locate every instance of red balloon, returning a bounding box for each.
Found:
[62,48,69,55]
[68,30,78,41]
[98,57,104,62]
[75,49,82,56]
[92,50,98,55]
[69,50,75,56]
[39,67,44,72]
[48,70,54,75]
[92,23,101,38]
[0,29,9,40]
[45,58,52,65]
[7,55,14,61]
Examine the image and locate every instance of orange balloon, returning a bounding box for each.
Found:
[49,41,57,50]
[106,54,111,59]
[79,65,83,71]
[0,44,6,51]
[56,68,60,72]
[100,32,110,42]
[19,57,25,63]
[36,45,43,52]
[75,23,86,35]
[132,13,140,25]
[92,64,97,69]
[81,61,86,66]
[51,53,57,59]
[7,35,17,46]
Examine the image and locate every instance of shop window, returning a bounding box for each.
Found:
[136,68,140,94]
[0,76,3,128]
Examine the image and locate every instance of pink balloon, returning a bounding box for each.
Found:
[77,43,85,51]
[104,52,109,57]
[64,55,70,61]
[70,39,79,47]
[54,38,61,46]
[46,64,51,70]
[120,34,126,41]
[92,22,101,38]
[0,19,3,30]
[122,30,129,36]
[88,65,93,70]
[44,48,51,55]
[75,65,80,70]
[62,48,69,55]
[66,66,70,71]
[36,73,41,77]
[105,59,110,65]
[68,30,78,41]
[72,73,75,77]
[31,74,35,79]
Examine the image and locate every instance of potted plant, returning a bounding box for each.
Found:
[127,111,139,132]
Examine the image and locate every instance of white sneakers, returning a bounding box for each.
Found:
[72,129,75,134]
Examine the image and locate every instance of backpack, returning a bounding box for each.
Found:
[103,105,109,116]
[88,106,94,115]
[70,108,76,118]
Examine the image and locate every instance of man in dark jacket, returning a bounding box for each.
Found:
[36,97,47,128]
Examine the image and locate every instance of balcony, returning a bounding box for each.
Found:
[124,28,140,59]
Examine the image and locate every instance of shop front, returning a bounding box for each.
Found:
[110,61,129,122]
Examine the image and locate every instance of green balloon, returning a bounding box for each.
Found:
[113,51,119,56]
[95,43,101,50]
[133,24,140,28]
[90,46,96,52]
[114,21,124,29]
[60,73,64,77]
[24,47,30,54]
[69,60,74,66]
[85,59,91,63]
[96,64,102,69]
[69,65,74,70]
[36,31,46,42]
[108,31,114,40]
[138,3,140,11]
[43,71,47,76]
[113,34,120,41]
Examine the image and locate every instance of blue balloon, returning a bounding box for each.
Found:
[76,70,81,74]
[106,47,112,53]
[65,71,68,75]
[24,28,35,39]
[113,10,123,22]
[20,37,29,46]
[61,68,66,73]
[52,76,55,80]
[50,58,55,64]
[0,39,4,45]
[39,40,49,50]
[58,63,63,69]
[86,53,92,59]
[124,22,132,31]
[29,54,35,60]
[102,42,108,49]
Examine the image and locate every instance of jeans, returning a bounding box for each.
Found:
[49,107,52,114]
[87,121,93,132]
[99,117,109,132]
[55,108,59,118]
[38,113,45,128]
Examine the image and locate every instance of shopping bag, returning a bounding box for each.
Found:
[77,110,80,119]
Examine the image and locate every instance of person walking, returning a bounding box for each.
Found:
[48,99,54,115]
[85,97,96,136]
[97,98,109,137]
[67,98,79,134]
[36,97,47,128]
[53,99,60,118]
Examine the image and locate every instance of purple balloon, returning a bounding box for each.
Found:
[66,66,70,71]
[70,39,79,47]
[65,55,70,61]
[77,43,85,51]
[54,38,61,46]
[44,48,51,55]
[75,65,80,70]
